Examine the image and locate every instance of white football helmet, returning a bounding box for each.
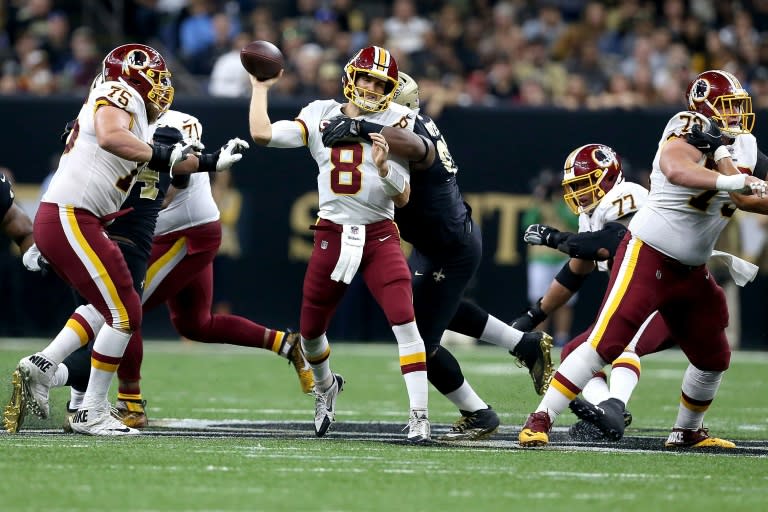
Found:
[393,72,420,111]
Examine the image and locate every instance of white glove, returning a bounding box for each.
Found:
[170,139,205,171]
[22,243,47,272]
[749,180,768,199]
[215,138,250,172]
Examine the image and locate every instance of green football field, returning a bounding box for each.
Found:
[1,338,767,512]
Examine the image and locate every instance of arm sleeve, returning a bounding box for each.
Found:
[555,221,627,260]
[266,120,306,148]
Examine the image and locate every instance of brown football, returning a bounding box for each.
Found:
[240,40,284,80]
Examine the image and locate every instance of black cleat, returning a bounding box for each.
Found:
[439,406,500,441]
[569,397,626,441]
[510,331,554,395]
[568,420,607,441]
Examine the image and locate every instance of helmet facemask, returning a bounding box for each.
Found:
[143,68,174,114]
[343,69,398,112]
[704,92,754,136]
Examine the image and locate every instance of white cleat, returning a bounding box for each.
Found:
[16,353,56,419]
[68,402,140,436]
[313,374,344,437]
[405,409,431,444]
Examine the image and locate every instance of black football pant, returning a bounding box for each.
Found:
[410,220,482,396]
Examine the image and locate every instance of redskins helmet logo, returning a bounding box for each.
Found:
[122,49,149,74]
[692,78,709,102]
[592,146,616,167]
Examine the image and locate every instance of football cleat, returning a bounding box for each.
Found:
[664,427,735,449]
[569,406,633,441]
[404,409,431,444]
[519,411,552,446]
[313,374,344,437]
[510,331,554,395]
[568,420,606,441]
[3,369,27,433]
[440,406,500,441]
[569,397,626,441]
[15,353,56,419]
[62,401,78,433]
[115,399,148,429]
[285,332,314,394]
[68,401,140,436]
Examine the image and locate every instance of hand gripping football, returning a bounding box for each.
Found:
[240,40,284,80]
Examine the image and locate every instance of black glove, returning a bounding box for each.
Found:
[510,298,548,332]
[60,119,76,144]
[321,115,384,147]
[523,224,568,249]
[685,118,733,154]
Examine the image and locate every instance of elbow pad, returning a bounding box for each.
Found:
[555,261,589,293]
[556,221,627,260]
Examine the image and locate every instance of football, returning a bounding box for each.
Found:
[240,40,284,80]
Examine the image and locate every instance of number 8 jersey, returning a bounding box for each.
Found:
[43,79,152,218]
[292,99,415,225]
[629,111,757,266]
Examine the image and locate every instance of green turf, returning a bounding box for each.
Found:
[1,339,767,512]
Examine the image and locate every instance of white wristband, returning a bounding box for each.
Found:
[715,173,747,192]
[714,146,731,163]
[379,165,406,196]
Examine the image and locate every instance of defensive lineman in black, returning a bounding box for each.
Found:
[321,72,553,440]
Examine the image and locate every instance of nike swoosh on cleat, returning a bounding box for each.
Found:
[108,428,132,433]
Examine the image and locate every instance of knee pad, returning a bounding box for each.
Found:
[426,345,464,395]
[74,304,105,338]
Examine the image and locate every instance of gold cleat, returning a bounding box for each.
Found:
[664,427,736,449]
[3,369,27,433]
[114,399,148,429]
[518,411,553,447]
[512,331,554,395]
[285,332,314,394]
[519,429,549,447]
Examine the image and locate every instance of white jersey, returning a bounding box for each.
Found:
[151,110,220,235]
[579,180,649,271]
[629,111,757,266]
[42,79,151,218]
[297,99,415,224]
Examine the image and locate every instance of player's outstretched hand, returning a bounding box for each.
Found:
[524,224,562,248]
[216,138,250,171]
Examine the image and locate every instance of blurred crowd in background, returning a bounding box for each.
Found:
[2,0,768,118]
